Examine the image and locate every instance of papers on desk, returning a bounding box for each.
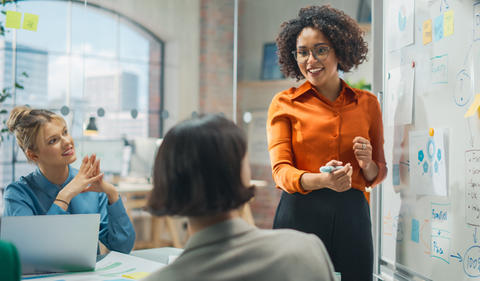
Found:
[168,255,178,264]
[22,251,165,281]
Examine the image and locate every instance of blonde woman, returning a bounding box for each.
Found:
[3,106,135,254]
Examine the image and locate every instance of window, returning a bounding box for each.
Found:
[0,1,164,189]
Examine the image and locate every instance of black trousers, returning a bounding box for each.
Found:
[273,188,373,281]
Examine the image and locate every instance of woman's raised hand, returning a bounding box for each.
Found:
[81,157,119,204]
[352,136,373,169]
[319,160,352,192]
[57,155,104,202]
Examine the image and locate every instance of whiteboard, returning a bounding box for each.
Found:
[379,0,480,280]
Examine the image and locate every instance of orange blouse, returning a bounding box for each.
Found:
[267,80,387,203]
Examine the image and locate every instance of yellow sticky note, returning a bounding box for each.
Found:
[122,272,150,280]
[464,94,480,118]
[22,13,39,31]
[444,10,454,37]
[423,19,432,45]
[5,11,21,29]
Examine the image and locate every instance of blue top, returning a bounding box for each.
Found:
[3,166,136,254]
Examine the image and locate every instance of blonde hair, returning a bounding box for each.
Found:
[6,106,64,153]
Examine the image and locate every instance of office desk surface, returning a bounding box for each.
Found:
[131,247,183,264]
[116,179,267,193]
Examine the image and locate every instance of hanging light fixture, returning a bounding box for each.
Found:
[84,116,98,136]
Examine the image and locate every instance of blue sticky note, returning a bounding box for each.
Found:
[393,164,400,186]
[434,15,444,41]
[411,218,419,243]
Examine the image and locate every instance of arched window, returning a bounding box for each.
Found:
[0,0,164,188]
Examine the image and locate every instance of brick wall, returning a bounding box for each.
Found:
[148,41,163,137]
[199,0,234,118]
[199,0,280,229]
[249,164,282,229]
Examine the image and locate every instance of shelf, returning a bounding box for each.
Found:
[238,79,301,88]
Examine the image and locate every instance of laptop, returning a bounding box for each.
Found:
[0,214,100,275]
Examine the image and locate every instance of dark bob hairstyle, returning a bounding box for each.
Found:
[148,114,254,217]
[276,5,368,80]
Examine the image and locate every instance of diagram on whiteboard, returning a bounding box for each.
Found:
[387,0,414,51]
[386,66,414,127]
[409,129,448,196]
[466,149,480,226]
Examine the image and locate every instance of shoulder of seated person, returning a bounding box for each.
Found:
[258,228,319,240]
[4,177,32,193]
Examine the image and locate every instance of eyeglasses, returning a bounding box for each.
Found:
[292,46,330,63]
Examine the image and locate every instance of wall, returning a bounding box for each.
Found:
[89,0,374,230]
[88,0,200,133]
[238,0,363,81]
[199,0,235,118]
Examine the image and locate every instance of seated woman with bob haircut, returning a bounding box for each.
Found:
[3,106,135,254]
[143,114,336,281]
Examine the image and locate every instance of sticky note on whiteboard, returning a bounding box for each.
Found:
[422,19,432,45]
[5,11,21,29]
[434,14,444,41]
[393,164,400,186]
[411,218,419,243]
[444,10,454,37]
[464,94,480,118]
[22,13,39,31]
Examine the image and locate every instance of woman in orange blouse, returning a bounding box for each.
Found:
[267,5,387,281]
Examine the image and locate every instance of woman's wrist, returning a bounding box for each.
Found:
[361,160,374,171]
[361,160,379,181]
[54,198,69,209]
[104,182,119,204]
[300,173,327,191]
[57,188,74,203]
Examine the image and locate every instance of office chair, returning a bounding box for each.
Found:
[0,240,21,281]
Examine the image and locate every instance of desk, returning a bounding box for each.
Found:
[117,182,185,249]
[131,247,183,264]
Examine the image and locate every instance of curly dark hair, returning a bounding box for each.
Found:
[276,5,368,80]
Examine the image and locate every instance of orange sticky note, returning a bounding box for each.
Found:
[122,272,150,280]
[464,94,480,118]
[444,10,454,37]
[22,13,39,31]
[423,19,432,45]
[5,11,21,29]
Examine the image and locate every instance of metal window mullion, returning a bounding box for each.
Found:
[232,0,238,124]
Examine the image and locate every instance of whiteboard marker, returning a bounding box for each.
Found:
[320,166,344,173]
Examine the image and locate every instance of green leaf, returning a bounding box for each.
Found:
[14,82,24,89]
[0,95,10,102]
[0,109,7,114]
[21,71,29,78]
